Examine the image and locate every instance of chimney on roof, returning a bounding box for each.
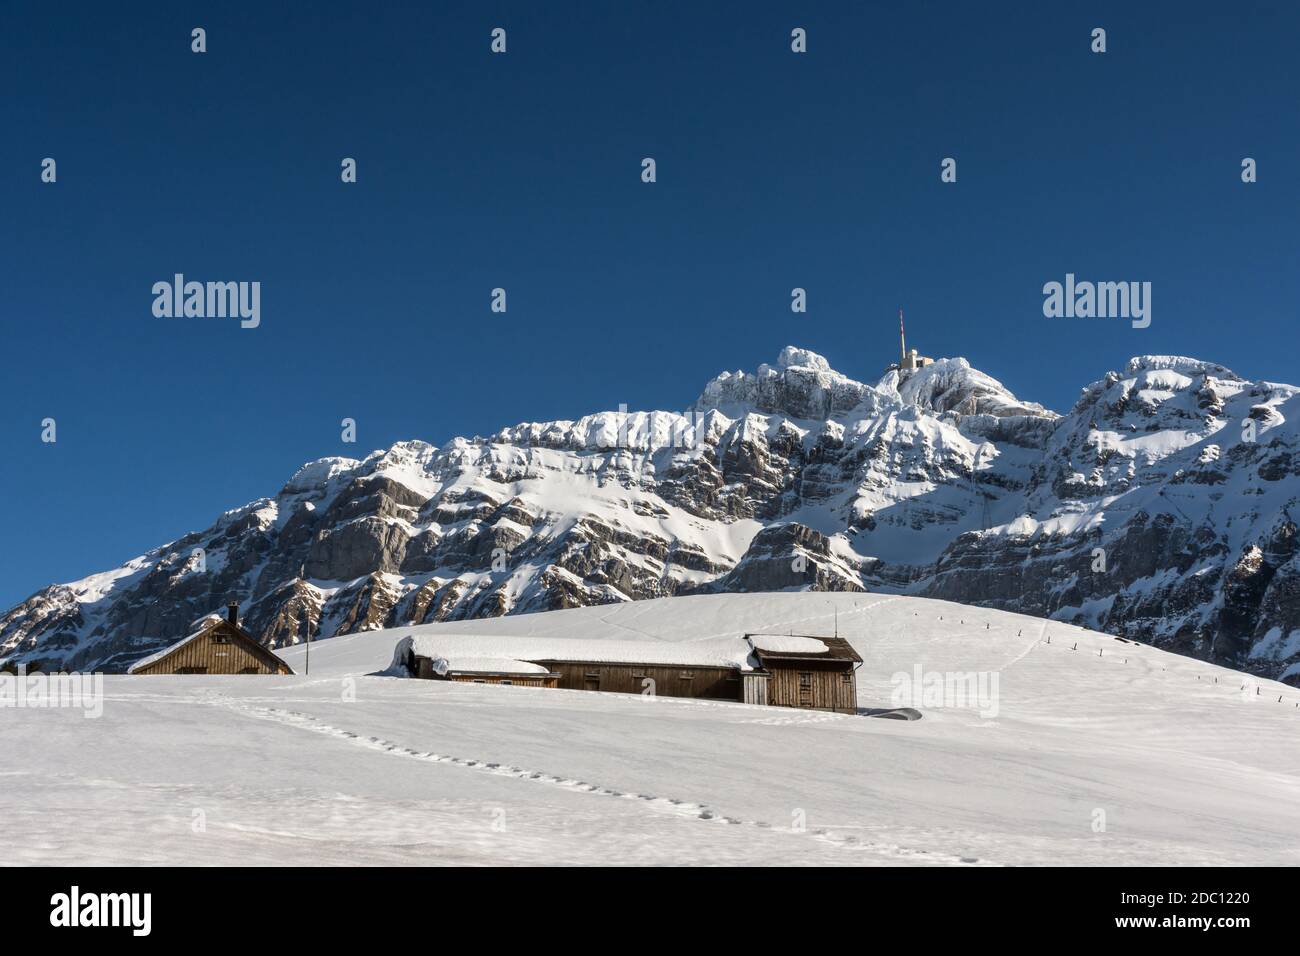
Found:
[227,603,239,627]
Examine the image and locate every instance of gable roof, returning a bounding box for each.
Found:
[746,634,862,666]
[128,616,293,675]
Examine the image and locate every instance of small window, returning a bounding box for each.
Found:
[680,671,694,680]
[799,672,813,688]
[841,672,852,683]
[500,679,513,685]
[472,678,486,684]
[211,632,230,645]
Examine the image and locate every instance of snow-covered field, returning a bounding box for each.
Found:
[4,593,1298,866]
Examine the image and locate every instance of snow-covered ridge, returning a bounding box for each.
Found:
[693,347,1052,423]
[1123,355,1243,379]
[283,456,362,494]
[885,358,1057,420]
[694,348,1059,429]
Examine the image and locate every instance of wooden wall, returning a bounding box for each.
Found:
[133,623,291,676]
[764,661,857,713]
[528,660,742,701]
[446,673,559,688]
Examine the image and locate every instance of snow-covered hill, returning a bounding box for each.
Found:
[4,594,1297,866]
[3,347,1299,682]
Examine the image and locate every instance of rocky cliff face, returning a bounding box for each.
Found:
[3,348,1298,683]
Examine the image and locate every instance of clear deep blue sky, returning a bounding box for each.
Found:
[2,1,1297,607]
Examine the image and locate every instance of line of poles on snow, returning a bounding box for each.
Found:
[914,611,1297,709]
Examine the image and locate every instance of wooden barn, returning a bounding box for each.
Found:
[397,631,860,713]
[128,604,293,676]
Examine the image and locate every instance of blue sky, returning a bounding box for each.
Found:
[2,1,1297,607]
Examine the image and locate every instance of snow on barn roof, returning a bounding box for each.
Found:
[747,634,831,654]
[126,614,226,674]
[429,656,552,676]
[749,634,862,663]
[392,631,831,674]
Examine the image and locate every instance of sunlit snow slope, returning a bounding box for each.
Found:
[3,594,1297,866]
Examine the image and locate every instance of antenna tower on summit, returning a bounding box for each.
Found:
[899,309,907,367]
[890,309,934,373]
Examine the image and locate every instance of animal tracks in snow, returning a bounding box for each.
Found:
[217,699,993,866]
[222,701,728,823]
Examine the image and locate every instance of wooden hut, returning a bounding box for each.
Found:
[745,635,861,713]
[128,604,293,676]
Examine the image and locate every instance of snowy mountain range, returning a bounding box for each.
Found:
[4,346,1298,682]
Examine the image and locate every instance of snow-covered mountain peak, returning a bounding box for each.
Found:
[1068,354,1273,427]
[694,346,1051,424]
[282,456,363,494]
[694,347,877,421]
[877,357,1057,421]
[1122,355,1243,381]
[775,345,833,372]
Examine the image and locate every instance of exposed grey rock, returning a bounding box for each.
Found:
[3,347,1298,685]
